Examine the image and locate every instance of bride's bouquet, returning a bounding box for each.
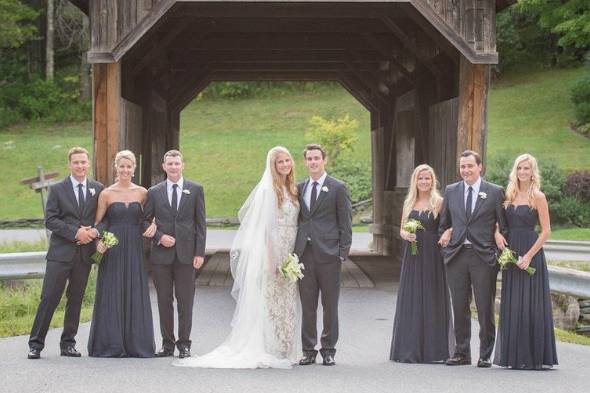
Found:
[90,231,119,264]
[279,253,305,282]
[402,218,425,256]
[498,247,535,275]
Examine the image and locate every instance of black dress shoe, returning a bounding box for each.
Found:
[154,347,174,357]
[178,347,191,359]
[28,348,41,359]
[322,354,336,366]
[60,346,81,357]
[445,355,471,366]
[477,358,492,368]
[298,352,317,366]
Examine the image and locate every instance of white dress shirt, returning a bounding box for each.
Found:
[463,176,481,244]
[166,177,184,210]
[304,172,327,210]
[70,175,87,205]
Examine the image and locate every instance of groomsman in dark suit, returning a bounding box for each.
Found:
[438,150,507,368]
[143,150,206,359]
[294,144,352,366]
[28,147,104,359]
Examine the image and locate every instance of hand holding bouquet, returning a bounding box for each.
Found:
[498,247,535,275]
[90,231,119,264]
[402,219,425,256]
[279,253,305,282]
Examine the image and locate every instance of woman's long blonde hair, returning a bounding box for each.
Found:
[504,153,541,209]
[401,164,442,222]
[269,146,298,208]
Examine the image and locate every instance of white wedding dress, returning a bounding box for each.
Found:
[174,150,300,369]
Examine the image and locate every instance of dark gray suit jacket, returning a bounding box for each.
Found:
[294,175,352,263]
[438,179,508,266]
[45,176,104,263]
[143,179,206,265]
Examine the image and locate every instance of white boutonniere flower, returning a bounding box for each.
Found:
[89,188,96,197]
[321,186,329,193]
[182,189,191,195]
[479,192,487,199]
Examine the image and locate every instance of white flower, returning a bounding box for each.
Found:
[321,186,329,192]
[182,189,191,195]
[89,188,96,196]
[479,192,487,199]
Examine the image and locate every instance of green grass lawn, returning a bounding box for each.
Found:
[550,227,590,241]
[1,67,589,222]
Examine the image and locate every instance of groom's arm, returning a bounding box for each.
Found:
[336,183,352,260]
[495,186,508,238]
[438,185,452,237]
[143,188,164,243]
[193,184,206,257]
[45,184,78,242]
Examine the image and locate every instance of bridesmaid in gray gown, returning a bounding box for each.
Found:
[88,150,155,357]
[494,154,557,369]
[390,164,453,363]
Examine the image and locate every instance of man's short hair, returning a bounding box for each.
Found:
[68,147,89,161]
[163,149,183,163]
[460,150,482,166]
[303,143,326,159]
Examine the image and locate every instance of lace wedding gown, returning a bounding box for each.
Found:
[174,194,300,369]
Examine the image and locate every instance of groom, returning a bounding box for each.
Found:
[294,144,352,366]
[438,150,507,368]
[143,149,206,359]
[28,147,104,359]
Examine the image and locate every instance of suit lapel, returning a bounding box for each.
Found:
[300,179,310,215]
[160,181,174,215]
[469,181,488,223]
[457,181,466,219]
[64,176,81,217]
[177,183,189,213]
[310,176,330,215]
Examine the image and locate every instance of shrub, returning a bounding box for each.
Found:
[305,114,358,166]
[571,75,590,125]
[330,160,372,204]
[564,171,590,202]
[551,196,590,227]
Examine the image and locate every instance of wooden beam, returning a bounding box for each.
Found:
[93,62,121,185]
[456,56,490,163]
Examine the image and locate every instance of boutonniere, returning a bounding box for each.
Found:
[321,186,329,193]
[182,189,191,195]
[89,188,96,197]
[478,192,487,199]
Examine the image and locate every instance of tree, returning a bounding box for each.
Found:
[46,0,54,80]
[305,114,358,166]
[0,0,38,49]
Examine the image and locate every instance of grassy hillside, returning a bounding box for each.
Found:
[1,66,589,220]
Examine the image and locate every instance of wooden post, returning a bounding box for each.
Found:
[93,62,121,185]
[370,111,385,254]
[456,56,490,165]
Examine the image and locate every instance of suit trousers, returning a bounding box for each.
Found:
[298,246,341,355]
[151,259,196,350]
[446,247,498,360]
[29,250,91,350]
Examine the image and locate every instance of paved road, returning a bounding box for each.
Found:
[1,282,589,393]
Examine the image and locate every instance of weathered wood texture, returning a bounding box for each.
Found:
[456,55,490,164]
[428,97,459,187]
[92,62,121,186]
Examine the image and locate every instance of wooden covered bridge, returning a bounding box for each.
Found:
[71,0,511,256]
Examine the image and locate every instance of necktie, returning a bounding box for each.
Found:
[466,186,473,221]
[171,184,178,215]
[310,181,319,211]
[77,183,85,209]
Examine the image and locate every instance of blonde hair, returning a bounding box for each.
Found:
[68,146,89,161]
[114,150,136,167]
[504,153,541,209]
[401,164,442,223]
[269,146,298,208]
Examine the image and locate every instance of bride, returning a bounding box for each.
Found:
[174,146,300,369]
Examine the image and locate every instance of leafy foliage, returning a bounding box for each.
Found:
[330,160,372,204]
[571,75,590,125]
[0,0,38,49]
[305,114,358,165]
[565,171,590,202]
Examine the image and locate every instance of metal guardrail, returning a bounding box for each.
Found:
[544,240,590,261]
[547,265,590,298]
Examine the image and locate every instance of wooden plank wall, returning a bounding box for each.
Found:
[428,97,458,188]
[425,0,495,53]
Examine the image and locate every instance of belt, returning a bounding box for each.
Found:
[463,243,473,249]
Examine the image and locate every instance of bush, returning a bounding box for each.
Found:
[330,160,372,204]
[571,75,590,125]
[551,196,590,227]
[305,114,358,166]
[565,171,590,201]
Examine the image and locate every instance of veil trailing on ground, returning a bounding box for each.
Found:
[174,147,291,369]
